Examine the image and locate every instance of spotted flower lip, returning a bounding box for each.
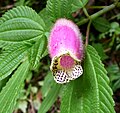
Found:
[48,18,84,84]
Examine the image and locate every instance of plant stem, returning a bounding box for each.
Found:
[86,6,106,9]
[109,13,120,20]
[85,21,91,46]
[83,7,89,17]
[77,3,117,26]
[90,4,115,19]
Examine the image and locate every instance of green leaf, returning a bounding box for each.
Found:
[41,72,55,98]
[92,17,110,32]
[72,0,88,12]
[28,36,47,70]
[107,64,120,92]
[92,43,108,60]
[0,6,45,42]
[60,45,115,113]
[0,44,29,80]
[46,0,73,21]
[0,60,29,113]
[110,22,119,29]
[0,76,9,92]
[39,8,53,32]
[38,81,61,113]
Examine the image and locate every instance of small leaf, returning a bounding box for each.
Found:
[28,36,47,70]
[0,44,29,80]
[46,0,73,21]
[0,6,45,42]
[110,22,119,29]
[92,17,110,32]
[38,81,61,113]
[0,60,29,113]
[72,0,88,12]
[17,100,28,113]
[60,45,115,113]
[107,64,120,91]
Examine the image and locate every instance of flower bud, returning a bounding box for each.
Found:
[48,18,83,84]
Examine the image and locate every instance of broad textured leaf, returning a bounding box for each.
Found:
[0,6,45,42]
[0,76,9,92]
[28,36,47,69]
[72,0,88,12]
[41,49,48,59]
[0,60,29,113]
[46,0,73,21]
[39,8,53,32]
[38,81,61,113]
[92,17,110,32]
[0,44,29,80]
[60,45,115,113]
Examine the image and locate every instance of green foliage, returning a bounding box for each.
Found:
[0,6,47,78]
[92,43,108,60]
[28,36,47,70]
[0,6,47,113]
[41,72,55,97]
[107,64,120,92]
[99,21,120,39]
[72,0,88,12]
[39,8,53,32]
[92,17,111,32]
[38,77,61,113]
[0,6,45,42]
[46,0,73,21]
[60,45,115,113]
[0,60,29,113]
[0,0,118,112]
[0,44,28,80]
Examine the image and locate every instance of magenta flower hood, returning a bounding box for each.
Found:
[48,18,83,84]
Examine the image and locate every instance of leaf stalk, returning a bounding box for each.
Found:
[77,2,118,26]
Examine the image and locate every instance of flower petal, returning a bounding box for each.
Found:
[48,18,83,60]
[70,65,83,79]
[53,64,83,84]
[54,70,69,84]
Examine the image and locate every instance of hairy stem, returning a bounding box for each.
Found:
[83,7,89,17]
[86,6,107,9]
[77,3,118,26]
[85,21,91,46]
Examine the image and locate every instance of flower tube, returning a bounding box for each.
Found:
[48,18,83,84]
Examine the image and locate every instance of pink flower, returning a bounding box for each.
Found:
[48,18,83,84]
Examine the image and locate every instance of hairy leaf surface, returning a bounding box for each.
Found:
[60,45,115,113]
[0,44,29,80]
[28,36,47,70]
[39,8,53,32]
[46,0,73,21]
[72,0,88,12]
[0,60,29,113]
[0,6,45,42]
[92,17,110,32]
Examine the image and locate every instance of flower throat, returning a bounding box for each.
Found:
[59,55,75,69]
